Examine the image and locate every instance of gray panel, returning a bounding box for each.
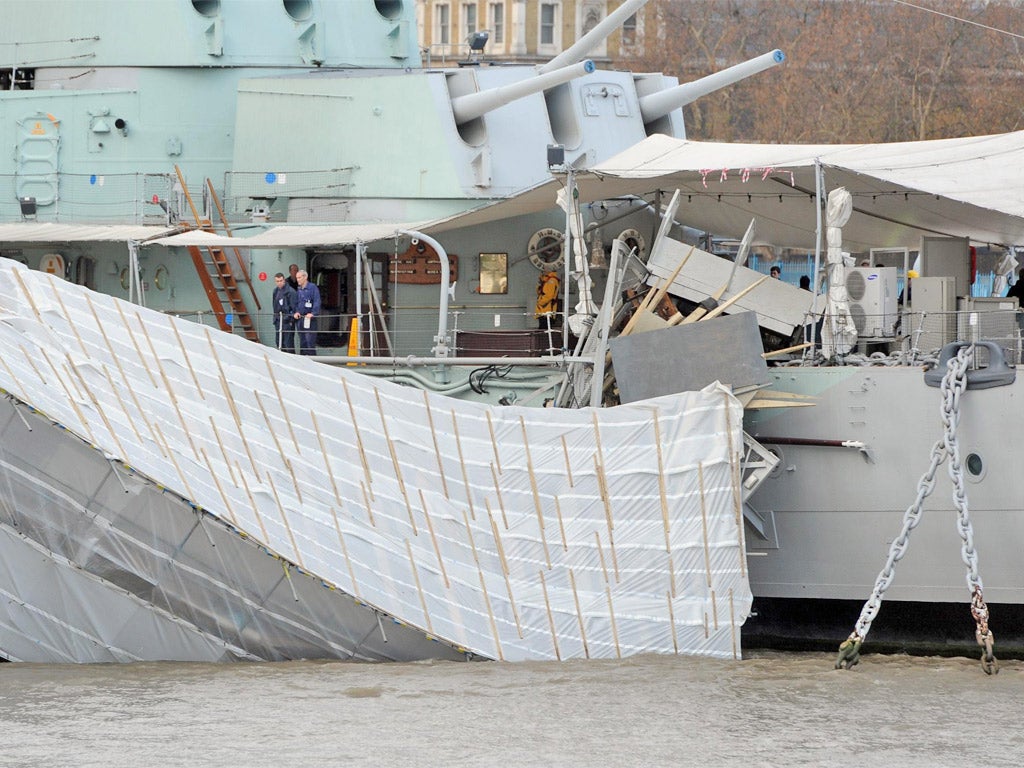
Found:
[609,311,769,403]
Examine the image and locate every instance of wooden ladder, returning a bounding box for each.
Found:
[174,166,260,341]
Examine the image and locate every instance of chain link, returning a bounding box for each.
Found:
[836,346,996,673]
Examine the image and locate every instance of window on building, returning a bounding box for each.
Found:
[490,2,504,44]
[540,3,558,47]
[622,13,637,46]
[436,3,451,45]
[464,3,477,36]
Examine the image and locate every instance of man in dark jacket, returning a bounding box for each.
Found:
[272,272,297,352]
[293,269,322,355]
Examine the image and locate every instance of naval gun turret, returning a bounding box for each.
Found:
[638,49,787,127]
[450,60,597,128]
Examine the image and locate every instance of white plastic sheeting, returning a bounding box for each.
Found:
[0,258,751,661]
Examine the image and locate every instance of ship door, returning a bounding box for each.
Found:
[312,257,350,348]
[16,112,61,208]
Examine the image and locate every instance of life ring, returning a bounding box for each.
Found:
[39,252,65,278]
[527,227,565,271]
[616,228,646,259]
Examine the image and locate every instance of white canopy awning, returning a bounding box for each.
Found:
[579,132,1024,249]
[424,131,1024,250]
[0,223,179,244]
[149,222,428,249]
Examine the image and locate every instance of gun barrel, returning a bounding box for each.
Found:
[638,49,785,123]
[538,0,649,75]
[451,60,596,125]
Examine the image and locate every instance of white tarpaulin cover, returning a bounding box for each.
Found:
[0,259,751,662]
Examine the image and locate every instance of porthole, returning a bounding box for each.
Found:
[374,0,404,20]
[283,0,313,21]
[965,452,985,482]
[191,0,221,16]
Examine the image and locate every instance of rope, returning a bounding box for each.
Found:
[834,345,997,673]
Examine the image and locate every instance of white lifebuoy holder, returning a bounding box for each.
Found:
[616,228,646,259]
[527,227,565,271]
[39,252,65,278]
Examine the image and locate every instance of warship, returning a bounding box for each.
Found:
[2,0,1022,666]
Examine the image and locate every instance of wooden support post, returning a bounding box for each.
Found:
[65,358,127,456]
[114,302,159,389]
[45,275,89,358]
[520,416,551,568]
[169,318,206,400]
[359,481,376,527]
[666,592,679,655]
[238,463,270,542]
[605,585,621,659]
[264,354,299,453]
[154,422,197,502]
[560,434,574,488]
[419,490,450,589]
[99,366,146,447]
[569,568,590,659]
[699,274,770,323]
[490,463,508,529]
[594,530,609,585]
[11,267,42,321]
[422,390,450,499]
[592,454,618,582]
[485,411,502,475]
[698,461,712,588]
[208,416,238,487]
[450,409,475,520]
[333,515,361,600]
[486,500,510,576]
[405,539,433,635]
[311,410,343,507]
[199,446,239,527]
[711,588,719,630]
[554,496,568,552]
[476,563,503,661]
[374,387,415,534]
[342,379,374,498]
[538,570,561,661]
[38,348,96,444]
[652,413,671,553]
[267,473,305,568]
[254,390,302,503]
[729,588,737,660]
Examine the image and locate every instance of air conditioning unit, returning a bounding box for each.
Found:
[909,276,956,352]
[845,267,897,337]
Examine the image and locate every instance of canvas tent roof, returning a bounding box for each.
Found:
[0,223,179,243]
[426,131,1024,251]
[149,222,426,249]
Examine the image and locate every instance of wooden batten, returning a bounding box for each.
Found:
[170,318,206,400]
[38,348,96,444]
[375,388,415,534]
[208,417,238,486]
[311,410,343,507]
[560,434,574,487]
[538,570,561,661]
[341,378,374,497]
[569,569,590,659]
[46,275,89,358]
[199,446,239,527]
[729,588,737,660]
[359,480,376,527]
[698,462,712,588]
[605,586,621,659]
[267,473,305,568]
[115,303,159,389]
[155,421,197,501]
[420,490,450,589]
[450,409,475,520]
[332,513,361,599]
[490,463,508,529]
[652,413,671,553]
[594,530,610,585]
[405,539,434,635]
[485,411,502,475]
[666,592,679,655]
[264,354,299,453]
[100,365,145,446]
[66,357,127,458]
[238,462,270,541]
[422,391,450,499]
[254,390,302,503]
[553,496,568,552]
[476,563,503,661]
[723,392,747,578]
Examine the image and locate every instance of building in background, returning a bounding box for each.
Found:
[416,0,647,66]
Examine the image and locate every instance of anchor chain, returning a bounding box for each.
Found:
[836,346,996,672]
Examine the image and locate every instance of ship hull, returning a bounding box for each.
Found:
[744,364,1024,653]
